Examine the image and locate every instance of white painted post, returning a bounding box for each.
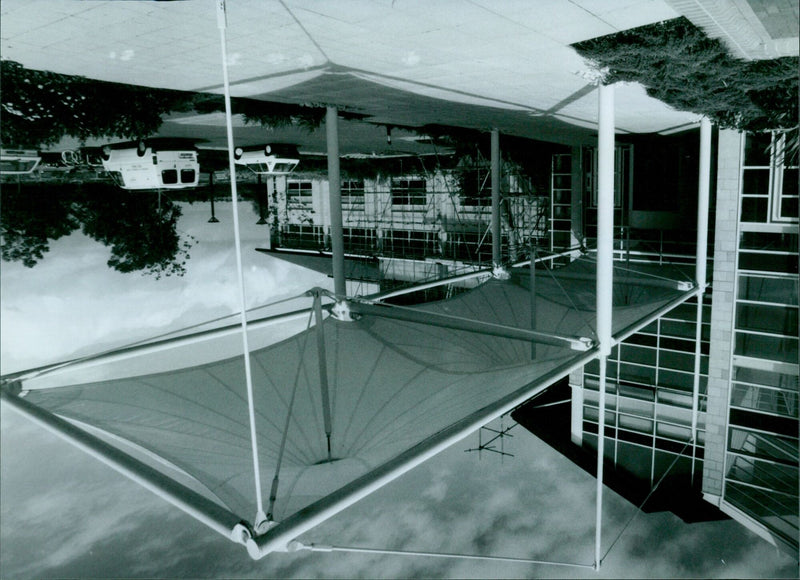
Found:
[594,82,615,571]
[216,0,266,530]
[691,117,712,482]
[491,129,502,272]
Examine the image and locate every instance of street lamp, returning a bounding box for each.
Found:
[208,171,220,223]
[256,173,267,224]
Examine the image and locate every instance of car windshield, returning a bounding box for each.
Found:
[273,162,297,173]
[107,171,125,187]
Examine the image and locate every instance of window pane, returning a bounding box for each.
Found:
[618,362,653,385]
[781,197,798,219]
[659,350,696,372]
[737,303,799,335]
[659,369,694,391]
[658,388,693,408]
[739,232,798,252]
[732,384,799,418]
[729,427,799,463]
[553,175,571,189]
[553,190,570,204]
[553,154,571,173]
[738,275,799,305]
[660,319,696,339]
[620,344,656,366]
[741,197,768,222]
[738,252,799,274]
[660,336,700,353]
[725,481,799,544]
[782,168,798,197]
[742,169,770,195]
[734,365,800,390]
[735,332,799,364]
[744,133,772,166]
[727,454,798,494]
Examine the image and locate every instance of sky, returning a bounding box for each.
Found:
[1,201,797,579]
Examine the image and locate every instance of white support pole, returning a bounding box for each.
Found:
[530,239,537,360]
[491,129,502,272]
[596,85,615,355]
[691,117,712,483]
[216,0,266,529]
[594,82,615,571]
[326,107,346,301]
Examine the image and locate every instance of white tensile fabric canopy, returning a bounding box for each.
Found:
[3,257,697,557]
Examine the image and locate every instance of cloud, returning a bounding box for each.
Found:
[0,202,330,372]
[402,51,421,66]
[297,54,314,69]
[2,410,796,578]
[108,49,135,61]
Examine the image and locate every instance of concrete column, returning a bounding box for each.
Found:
[326,106,346,299]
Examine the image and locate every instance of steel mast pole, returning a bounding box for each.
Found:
[326,107,348,305]
[216,0,267,531]
[491,129,503,275]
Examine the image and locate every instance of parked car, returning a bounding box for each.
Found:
[60,147,105,169]
[233,144,299,175]
[101,139,199,190]
[0,148,41,175]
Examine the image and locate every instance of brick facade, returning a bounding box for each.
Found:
[701,129,742,496]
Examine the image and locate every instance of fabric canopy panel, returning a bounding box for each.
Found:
[16,257,696,545]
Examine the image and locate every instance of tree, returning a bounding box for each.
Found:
[77,189,194,279]
[1,183,195,278]
[1,60,194,148]
[0,184,79,267]
[2,60,330,149]
[572,17,798,133]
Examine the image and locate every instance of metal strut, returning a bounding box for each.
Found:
[288,541,595,570]
[312,290,334,462]
[267,309,316,521]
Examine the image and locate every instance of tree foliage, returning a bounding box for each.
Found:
[77,191,193,278]
[0,185,79,267]
[1,184,194,278]
[573,17,798,132]
[1,60,326,149]
[1,60,195,148]
[177,93,326,131]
